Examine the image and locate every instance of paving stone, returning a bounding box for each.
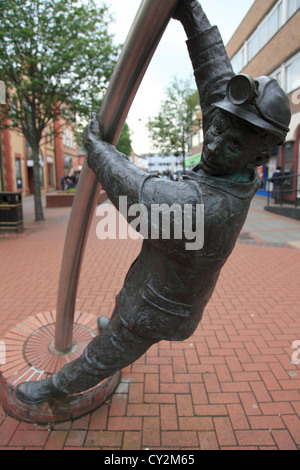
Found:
[0,195,299,449]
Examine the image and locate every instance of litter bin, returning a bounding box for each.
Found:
[0,192,24,234]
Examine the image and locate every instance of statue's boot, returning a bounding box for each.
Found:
[16,314,155,404]
[16,377,67,404]
[16,316,111,404]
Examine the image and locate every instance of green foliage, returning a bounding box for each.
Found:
[0,0,120,141]
[65,187,77,194]
[147,76,199,172]
[0,0,120,220]
[116,122,132,156]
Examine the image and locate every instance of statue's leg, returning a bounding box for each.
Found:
[16,314,155,403]
[97,302,119,333]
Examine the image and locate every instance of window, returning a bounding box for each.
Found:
[232,48,245,73]
[231,0,287,71]
[275,70,282,88]
[288,0,300,18]
[248,34,259,63]
[15,157,22,189]
[268,9,278,39]
[247,2,283,62]
[66,128,70,147]
[278,1,284,28]
[286,55,300,93]
[46,124,54,145]
[15,158,21,180]
[48,163,54,186]
[271,52,300,94]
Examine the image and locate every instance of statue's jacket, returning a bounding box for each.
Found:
[91,25,260,342]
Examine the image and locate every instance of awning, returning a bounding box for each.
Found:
[186,153,201,168]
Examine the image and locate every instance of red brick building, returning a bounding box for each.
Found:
[0,115,78,196]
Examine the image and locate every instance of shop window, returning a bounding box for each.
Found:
[281,142,295,196]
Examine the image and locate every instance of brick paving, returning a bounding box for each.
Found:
[0,195,299,450]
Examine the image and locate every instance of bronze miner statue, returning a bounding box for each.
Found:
[16,0,291,404]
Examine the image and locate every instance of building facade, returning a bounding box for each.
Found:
[128,151,149,172]
[0,116,78,196]
[190,109,203,168]
[189,0,300,200]
[227,0,300,200]
[142,152,183,178]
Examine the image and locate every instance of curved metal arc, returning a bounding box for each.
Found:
[54,0,180,352]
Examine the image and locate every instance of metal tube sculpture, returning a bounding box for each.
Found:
[54,0,180,352]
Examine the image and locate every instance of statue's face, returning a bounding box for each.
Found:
[200,112,276,176]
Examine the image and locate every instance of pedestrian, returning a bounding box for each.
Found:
[271,166,283,204]
[60,175,65,191]
[16,0,291,403]
[65,177,74,190]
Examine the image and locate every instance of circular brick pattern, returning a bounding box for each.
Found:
[0,310,120,424]
[1,311,97,385]
[23,323,94,376]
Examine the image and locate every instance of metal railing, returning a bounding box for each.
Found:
[266,172,300,208]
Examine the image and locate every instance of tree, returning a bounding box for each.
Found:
[147,77,199,174]
[0,0,120,221]
[116,122,132,157]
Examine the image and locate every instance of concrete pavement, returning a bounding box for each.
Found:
[0,193,299,450]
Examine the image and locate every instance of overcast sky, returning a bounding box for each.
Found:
[102,0,255,154]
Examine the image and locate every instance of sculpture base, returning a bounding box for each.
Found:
[0,311,120,424]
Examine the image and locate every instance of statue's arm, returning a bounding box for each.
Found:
[83,115,200,241]
[174,0,235,134]
[83,114,155,211]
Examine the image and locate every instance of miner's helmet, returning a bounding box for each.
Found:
[213,74,291,144]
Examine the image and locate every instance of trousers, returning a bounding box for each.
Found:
[51,310,156,395]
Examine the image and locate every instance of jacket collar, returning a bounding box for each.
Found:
[184,168,260,201]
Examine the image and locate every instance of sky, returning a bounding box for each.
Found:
[102,0,255,154]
